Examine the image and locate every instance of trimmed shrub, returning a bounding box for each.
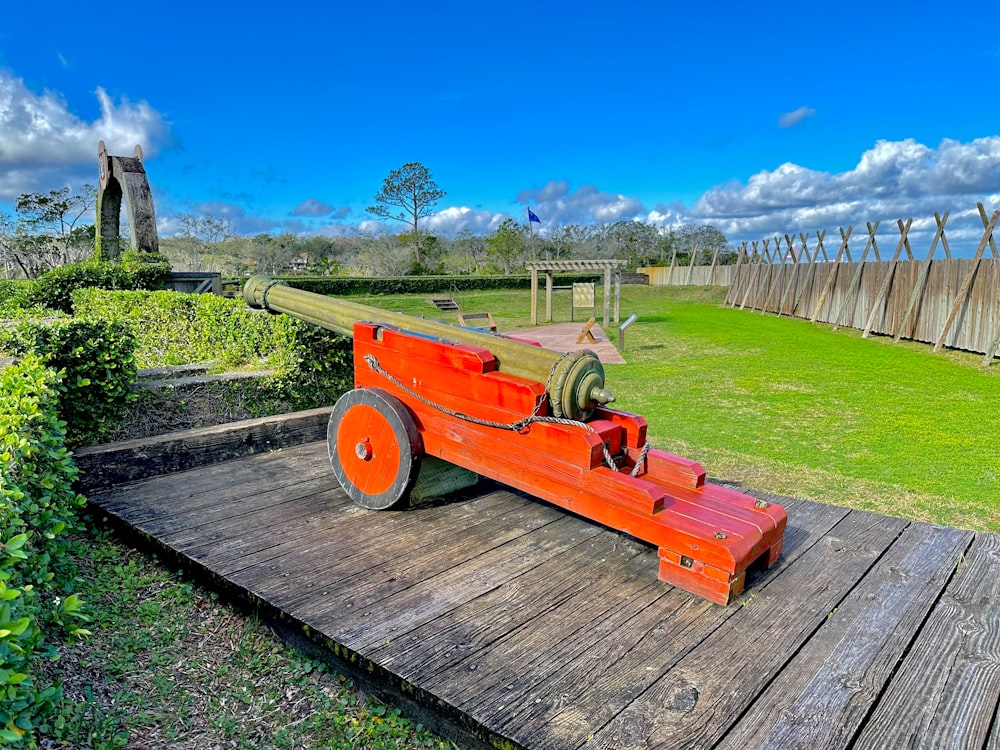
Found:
[1,320,138,447]
[253,274,605,297]
[0,355,88,742]
[73,289,353,415]
[23,260,166,315]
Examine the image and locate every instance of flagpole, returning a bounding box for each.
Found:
[527,208,536,259]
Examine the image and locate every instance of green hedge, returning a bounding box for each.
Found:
[1,320,138,448]
[22,259,168,315]
[0,355,88,743]
[254,273,605,297]
[73,289,352,412]
[0,283,44,319]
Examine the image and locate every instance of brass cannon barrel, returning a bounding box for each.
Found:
[243,275,614,421]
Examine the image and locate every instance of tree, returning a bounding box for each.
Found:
[367,162,445,266]
[0,186,96,278]
[486,218,527,274]
[175,214,232,272]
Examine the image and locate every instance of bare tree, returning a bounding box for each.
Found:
[0,186,96,278]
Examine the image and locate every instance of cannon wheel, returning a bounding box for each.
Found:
[327,388,423,510]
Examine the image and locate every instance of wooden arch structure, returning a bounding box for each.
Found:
[525,259,627,327]
[95,141,159,261]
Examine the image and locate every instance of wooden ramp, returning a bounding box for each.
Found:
[75,412,1000,750]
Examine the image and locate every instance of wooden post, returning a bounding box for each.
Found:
[862,218,912,338]
[709,246,721,286]
[738,242,762,310]
[833,221,880,331]
[934,210,1000,352]
[893,211,949,343]
[791,230,824,317]
[603,267,612,328]
[530,267,539,325]
[685,245,700,286]
[982,308,1000,366]
[811,226,853,322]
[613,270,621,323]
[759,238,785,313]
[978,202,999,259]
[775,234,800,316]
[545,272,553,323]
[727,243,748,306]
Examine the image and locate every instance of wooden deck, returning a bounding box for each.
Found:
[76,412,1000,750]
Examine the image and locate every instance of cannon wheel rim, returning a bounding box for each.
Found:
[328,388,423,510]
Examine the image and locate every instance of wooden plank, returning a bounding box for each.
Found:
[894,211,948,343]
[833,222,879,331]
[862,218,912,338]
[854,532,1000,749]
[776,234,802,315]
[738,244,764,310]
[934,210,999,352]
[240,491,554,616]
[764,236,793,315]
[74,407,332,492]
[89,440,331,521]
[981,201,1000,259]
[207,487,536,587]
[715,522,971,749]
[572,510,910,750]
[460,497,849,735]
[372,533,660,684]
[811,226,853,322]
[307,515,606,652]
[790,231,823,317]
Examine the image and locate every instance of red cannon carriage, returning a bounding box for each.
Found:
[244,276,785,605]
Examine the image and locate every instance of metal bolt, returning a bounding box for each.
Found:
[355,439,373,460]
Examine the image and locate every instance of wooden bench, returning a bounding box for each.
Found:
[458,312,498,333]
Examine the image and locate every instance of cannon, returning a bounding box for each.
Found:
[244,276,786,605]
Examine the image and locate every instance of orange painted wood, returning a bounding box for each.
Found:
[346,323,787,606]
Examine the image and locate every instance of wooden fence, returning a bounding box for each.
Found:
[640,264,735,286]
[723,205,1000,364]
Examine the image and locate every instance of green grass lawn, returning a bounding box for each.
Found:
[354,284,1000,532]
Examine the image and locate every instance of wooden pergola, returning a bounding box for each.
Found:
[525,259,627,327]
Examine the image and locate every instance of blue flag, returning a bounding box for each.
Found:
[528,209,540,223]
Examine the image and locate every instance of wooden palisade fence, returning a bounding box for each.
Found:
[723,204,1000,365]
[640,245,736,286]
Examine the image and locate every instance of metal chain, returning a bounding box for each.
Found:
[362,354,650,475]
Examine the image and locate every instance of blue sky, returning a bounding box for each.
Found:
[3,0,1000,254]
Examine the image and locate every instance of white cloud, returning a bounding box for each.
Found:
[423,206,504,236]
[517,181,646,227]
[690,137,1000,252]
[778,106,816,128]
[0,68,169,200]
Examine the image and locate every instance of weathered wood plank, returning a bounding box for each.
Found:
[83,428,1000,750]
[89,440,331,519]
[567,510,910,750]
[305,515,606,652]
[715,522,972,749]
[196,487,531,580]
[854,532,1000,750]
[463,497,849,737]
[74,407,331,492]
[373,533,658,682]
[236,491,553,614]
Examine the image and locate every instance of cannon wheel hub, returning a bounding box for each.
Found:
[328,388,423,510]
